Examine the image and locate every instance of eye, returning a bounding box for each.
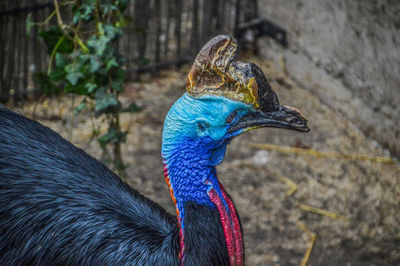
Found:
[197,121,207,132]
[225,111,237,124]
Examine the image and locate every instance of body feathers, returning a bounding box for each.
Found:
[0,108,180,265]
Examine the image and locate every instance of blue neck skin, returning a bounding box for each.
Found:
[162,93,250,227]
[163,136,226,217]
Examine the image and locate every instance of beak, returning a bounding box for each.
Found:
[228,105,310,134]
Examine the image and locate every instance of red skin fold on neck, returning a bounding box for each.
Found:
[220,183,244,266]
[208,185,244,266]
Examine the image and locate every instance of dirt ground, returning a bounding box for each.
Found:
[14,52,400,265]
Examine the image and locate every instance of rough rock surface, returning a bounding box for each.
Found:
[257,0,400,158]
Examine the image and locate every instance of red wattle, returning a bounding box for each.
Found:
[208,186,244,266]
[220,183,244,266]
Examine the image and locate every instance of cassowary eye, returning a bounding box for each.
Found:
[225,111,237,124]
[197,121,207,132]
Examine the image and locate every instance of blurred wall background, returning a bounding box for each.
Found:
[257,0,400,158]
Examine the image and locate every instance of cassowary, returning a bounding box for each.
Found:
[0,35,309,265]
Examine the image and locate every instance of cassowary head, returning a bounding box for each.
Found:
[162,35,309,165]
[161,35,309,264]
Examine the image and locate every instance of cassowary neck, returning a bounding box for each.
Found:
[162,139,243,265]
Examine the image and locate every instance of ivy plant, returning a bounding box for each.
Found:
[29,0,141,174]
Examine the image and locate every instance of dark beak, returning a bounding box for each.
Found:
[229,105,310,134]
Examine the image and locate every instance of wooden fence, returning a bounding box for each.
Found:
[0,0,258,104]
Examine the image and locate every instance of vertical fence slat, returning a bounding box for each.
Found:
[252,0,259,19]
[135,0,149,61]
[5,10,16,102]
[244,0,257,21]
[15,11,23,102]
[235,0,241,27]
[164,0,171,60]
[39,4,48,96]
[14,12,19,103]
[190,0,199,54]
[23,9,30,99]
[32,0,42,98]
[154,0,161,63]
[211,0,219,33]
[0,2,6,102]
[201,0,211,46]
[174,0,182,59]
[126,1,134,71]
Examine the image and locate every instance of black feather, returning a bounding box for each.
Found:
[184,202,230,265]
[0,108,180,265]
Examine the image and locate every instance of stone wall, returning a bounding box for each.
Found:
[258,0,400,157]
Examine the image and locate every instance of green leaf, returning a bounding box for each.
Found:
[74,98,87,114]
[73,3,95,24]
[94,93,120,115]
[85,82,98,94]
[90,56,102,73]
[87,35,110,56]
[101,4,118,17]
[39,26,73,54]
[64,63,75,74]
[106,58,119,71]
[104,24,123,40]
[55,53,68,67]
[122,102,143,113]
[66,72,84,85]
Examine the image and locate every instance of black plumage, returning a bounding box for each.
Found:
[0,107,231,265]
